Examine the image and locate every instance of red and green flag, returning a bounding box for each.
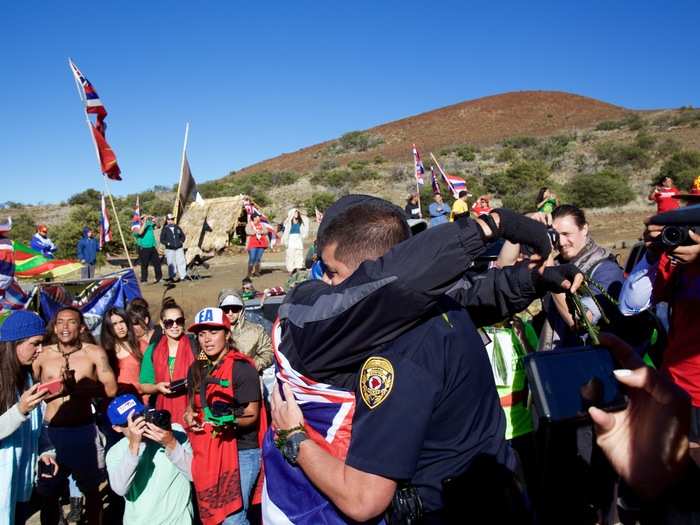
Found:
[13,242,82,279]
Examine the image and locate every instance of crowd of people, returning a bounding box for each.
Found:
[1,185,700,525]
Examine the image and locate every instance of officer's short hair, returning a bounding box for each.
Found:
[317,202,410,269]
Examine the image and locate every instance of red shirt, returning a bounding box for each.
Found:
[654,254,700,406]
[246,223,269,250]
[651,186,680,213]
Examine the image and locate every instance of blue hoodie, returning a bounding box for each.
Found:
[77,228,99,264]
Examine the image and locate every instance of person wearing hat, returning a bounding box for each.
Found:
[183,307,265,525]
[218,289,273,372]
[105,394,194,525]
[160,213,187,283]
[0,310,58,525]
[30,224,57,259]
[76,226,99,279]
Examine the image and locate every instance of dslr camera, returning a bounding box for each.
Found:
[650,204,700,250]
[142,408,172,431]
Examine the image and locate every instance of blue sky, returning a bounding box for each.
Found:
[2,1,699,204]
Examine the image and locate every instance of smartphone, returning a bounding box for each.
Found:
[524,346,627,425]
[168,378,188,395]
[37,378,64,397]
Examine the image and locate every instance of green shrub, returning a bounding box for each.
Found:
[486,161,551,213]
[198,170,297,199]
[67,188,102,206]
[595,114,644,131]
[659,151,700,180]
[670,109,700,126]
[496,147,517,163]
[304,192,336,214]
[634,132,657,150]
[327,131,384,154]
[656,138,681,157]
[10,213,36,245]
[439,144,479,162]
[595,120,624,131]
[502,136,538,149]
[319,159,338,171]
[372,155,386,165]
[531,134,574,161]
[595,141,651,168]
[674,168,700,192]
[564,170,634,208]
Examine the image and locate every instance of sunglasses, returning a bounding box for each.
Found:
[163,317,185,329]
[221,305,243,314]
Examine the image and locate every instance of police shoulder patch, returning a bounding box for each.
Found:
[359,356,394,409]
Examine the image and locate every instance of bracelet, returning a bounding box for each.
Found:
[274,424,305,449]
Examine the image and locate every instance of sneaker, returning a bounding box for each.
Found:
[66,497,83,522]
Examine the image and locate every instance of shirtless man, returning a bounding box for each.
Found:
[33,306,117,524]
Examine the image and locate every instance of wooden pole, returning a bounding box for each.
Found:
[173,122,190,223]
[415,181,423,219]
[69,58,133,270]
[430,152,456,196]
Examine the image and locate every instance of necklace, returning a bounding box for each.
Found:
[53,344,81,371]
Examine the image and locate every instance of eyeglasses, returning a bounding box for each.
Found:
[163,317,185,329]
[221,305,243,314]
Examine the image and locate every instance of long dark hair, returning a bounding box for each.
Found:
[127,301,152,333]
[101,308,142,371]
[44,306,96,346]
[187,330,234,407]
[0,340,29,413]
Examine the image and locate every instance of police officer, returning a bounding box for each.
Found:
[266,196,582,523]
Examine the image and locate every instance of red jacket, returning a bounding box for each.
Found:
[654,253,700,406]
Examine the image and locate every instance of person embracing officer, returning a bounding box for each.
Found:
[160,213,187,282]
[264,195,574,524]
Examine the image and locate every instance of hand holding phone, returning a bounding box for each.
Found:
[37,378,65,397]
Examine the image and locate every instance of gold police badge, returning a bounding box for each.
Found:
[359,357,394,409]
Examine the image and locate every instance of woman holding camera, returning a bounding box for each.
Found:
[0,310,58,525]
[184,307,264,525]
[140,298,197,426]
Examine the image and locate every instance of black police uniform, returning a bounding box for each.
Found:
[345,304,516,516]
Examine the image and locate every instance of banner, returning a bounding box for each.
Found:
[13,241,82,279]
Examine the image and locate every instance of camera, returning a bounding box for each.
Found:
[546,227,560,249]
[143,408,172,431]
[658,225,698,249]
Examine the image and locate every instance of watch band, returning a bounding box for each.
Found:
[283,431,308,465]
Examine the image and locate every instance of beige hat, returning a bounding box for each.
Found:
[218,288,244,308]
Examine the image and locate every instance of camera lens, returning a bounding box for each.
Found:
[661,226,686,248]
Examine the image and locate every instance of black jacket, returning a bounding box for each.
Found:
[160,224,186,250]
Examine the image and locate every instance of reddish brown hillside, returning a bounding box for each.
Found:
[236,91,629,175]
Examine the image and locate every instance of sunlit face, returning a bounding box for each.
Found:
[54,310,82,345]
[253,215,261,225]
[161,308,185,340]
[552,215,588,261]
[110,314,129,340]
[434,194,443,204]
[320,242,356,286]
[16,336,44,365]
[662,177,673,188]
[196,328,228,358]
[220,305,243,324]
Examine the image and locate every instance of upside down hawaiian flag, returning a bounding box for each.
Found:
[412,144,425,185]
[69,59,122,181]
[131,196,141,233]
[99,194,112,248]
[430,166,440,194]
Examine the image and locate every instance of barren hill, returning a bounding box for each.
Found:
[235,90,630,175]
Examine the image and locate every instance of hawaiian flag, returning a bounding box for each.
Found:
[243,198,269,223]
[13,241,82,280]
[412,144,425,185]
[430,166,440,194]
[99,194,112,248]
[69,59,107,129]
[262,322,375,525]
[69,59,122,181]
[131,196,141,233]
[445,173,467,197]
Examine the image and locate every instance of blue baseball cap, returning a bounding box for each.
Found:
[107,394,145,426]
[0,310,46,342]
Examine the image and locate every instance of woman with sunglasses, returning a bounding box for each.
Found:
[140,298,197,426]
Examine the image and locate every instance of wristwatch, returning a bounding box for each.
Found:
[282,431,308,465]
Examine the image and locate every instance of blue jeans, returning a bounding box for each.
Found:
[221,448,261,525]
[248,247,264,265]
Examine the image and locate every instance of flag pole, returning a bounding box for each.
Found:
[70,59,133,270]
[415,181,423,218]
[173,122,190,222]
[81,113,133,270]
[430,152,456,196]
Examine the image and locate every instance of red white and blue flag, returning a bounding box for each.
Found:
[412,144,425,185]
[444,173,467,197]
[262,321,379,525]
[430,166,440,194]
[99,194,112,249]
[69,59,122,181]
[130,196,141,233]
